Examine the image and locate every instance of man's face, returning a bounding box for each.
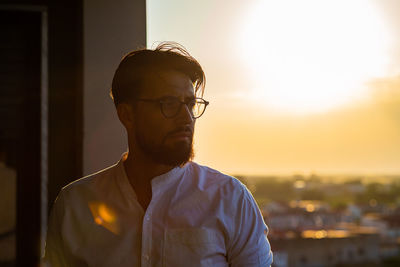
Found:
[132,70,196,166]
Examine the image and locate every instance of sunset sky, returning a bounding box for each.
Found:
[147,0,400,176]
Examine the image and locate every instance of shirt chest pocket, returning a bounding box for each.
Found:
[163,228,218,267]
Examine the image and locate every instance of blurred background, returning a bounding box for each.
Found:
[0,0,399,266]
[148,0,400,176]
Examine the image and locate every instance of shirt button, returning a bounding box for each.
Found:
[143,254,150,260]
[145,215,150,221]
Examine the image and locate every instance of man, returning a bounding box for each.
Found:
[44,43,273,267]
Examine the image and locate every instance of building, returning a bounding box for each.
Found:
[270,230,380,267]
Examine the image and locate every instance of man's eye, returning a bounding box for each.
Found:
[162,99,179,108]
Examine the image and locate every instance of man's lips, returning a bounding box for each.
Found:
[167,127,193,141]
[168,131,192,139]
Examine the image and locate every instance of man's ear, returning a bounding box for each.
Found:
[117,103,135,130]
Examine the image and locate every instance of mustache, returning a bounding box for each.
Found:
[167,125,194,136]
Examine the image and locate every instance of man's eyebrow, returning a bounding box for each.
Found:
[159,94,177,98]
[185,95,196,100]
[158,95,195,100]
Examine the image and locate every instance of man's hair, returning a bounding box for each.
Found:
[110,42,205,106]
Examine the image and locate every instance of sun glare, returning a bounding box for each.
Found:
[238,0,392,114]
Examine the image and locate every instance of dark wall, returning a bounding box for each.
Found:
[1,1,83,266]
[0,9,42,267]
[2,0,84,206]
[46,0,84,208]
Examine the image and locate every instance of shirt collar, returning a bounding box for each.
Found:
[115,153,188,198]
[150,165,186,195]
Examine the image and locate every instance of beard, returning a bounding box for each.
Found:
[135,126,194,167]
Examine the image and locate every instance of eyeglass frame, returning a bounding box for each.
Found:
[133,96,209,119]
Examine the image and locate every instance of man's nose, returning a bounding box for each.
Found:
[177,104,194,124]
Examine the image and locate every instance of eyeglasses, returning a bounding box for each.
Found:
[135,96,209,119]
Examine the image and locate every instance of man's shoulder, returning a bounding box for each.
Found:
[60,162,119,195]
[186,161,235,179]
[186,161,246,191]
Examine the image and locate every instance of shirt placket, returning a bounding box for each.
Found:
[141,202,154,267]
[140,168,180,267]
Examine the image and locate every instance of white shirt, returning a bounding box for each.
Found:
[44,156,273,267]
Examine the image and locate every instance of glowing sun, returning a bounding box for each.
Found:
[238,0,391,114]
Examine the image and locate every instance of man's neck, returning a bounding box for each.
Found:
[122,150,175,211]
[123,151,174,185]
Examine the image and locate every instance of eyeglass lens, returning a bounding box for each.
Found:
[161,98,206,118]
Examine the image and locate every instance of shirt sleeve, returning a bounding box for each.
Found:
[227,184,273,267]
[43,191,71,267]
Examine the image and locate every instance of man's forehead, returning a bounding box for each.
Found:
[141,70,195,97]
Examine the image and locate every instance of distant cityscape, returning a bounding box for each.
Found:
[237,174,400,267]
